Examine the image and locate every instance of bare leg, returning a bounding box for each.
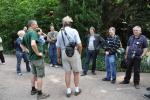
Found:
[31,75,37,87]
[65,72,71,88]
[73,72,80,87]
[37,77,43,91]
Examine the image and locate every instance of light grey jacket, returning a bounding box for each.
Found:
[47,31,58,47]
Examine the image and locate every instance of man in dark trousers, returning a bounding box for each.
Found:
[81,26,105,76]
[120,26,148,89]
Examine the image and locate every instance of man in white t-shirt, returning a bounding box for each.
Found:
[56,16,82,97]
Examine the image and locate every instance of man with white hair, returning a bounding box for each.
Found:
[56,16,82,97]
[120,26,148,89]
[15,30,30,76]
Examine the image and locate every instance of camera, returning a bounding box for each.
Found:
[65,42,76,57]
[35,28,41,32]
[131,50,136,58]
[68,42,76,48]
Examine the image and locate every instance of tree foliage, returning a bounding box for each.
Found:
[0,0,149,50]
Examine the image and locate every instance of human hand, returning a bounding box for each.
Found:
[57,58,61,64]
[105,51,109,55]
[38,52,43,57]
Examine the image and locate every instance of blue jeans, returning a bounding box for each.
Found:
[16,51,30,73]
[83,50,98,73]
[49,44,57,65]
[105,54,116,80]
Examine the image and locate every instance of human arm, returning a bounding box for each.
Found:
[77,43,82,55]
[141,48,148,58]
[31,40,42,57]
[47,32,52,42]
[57,47,61,64]
[20,44,29,53]
[125,46,129,59]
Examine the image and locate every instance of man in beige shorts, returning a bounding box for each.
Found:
[56,16,82,97]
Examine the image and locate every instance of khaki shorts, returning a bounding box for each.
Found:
[31,59,45,78]
[62,49,82,72]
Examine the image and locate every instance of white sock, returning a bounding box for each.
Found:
[67,88,71,94]
[75,87,79,92]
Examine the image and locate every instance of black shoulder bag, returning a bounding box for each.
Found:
[61,29,76,57]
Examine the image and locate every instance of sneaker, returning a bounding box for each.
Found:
[54,65,59,68]
[74,89,81,96]
[31,90,37,95]
[17,73,22,76]
[144,94,150,99]
[49,64,53,67]
[134,84,140,89]
[37,93,50,99]
[111,79,116,84]
[102,78,110,81]
[146,87,150,91]
[2,62,5,65]
[119,80,129,84]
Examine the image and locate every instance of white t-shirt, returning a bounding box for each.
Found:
[56,26,81,50]
[88,36,95,50]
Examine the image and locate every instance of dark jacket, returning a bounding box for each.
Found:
[15,37,23,52]
[86,34,105,51]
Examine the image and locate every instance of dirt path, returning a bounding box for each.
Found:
[0,55,149,100]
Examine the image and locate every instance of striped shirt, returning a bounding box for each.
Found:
[105,35,121,55]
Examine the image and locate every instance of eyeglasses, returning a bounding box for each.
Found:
[133,30,139,31]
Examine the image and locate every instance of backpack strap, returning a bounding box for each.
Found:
[61,29,66,46]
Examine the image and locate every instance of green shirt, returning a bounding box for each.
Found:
[22,28,43,61]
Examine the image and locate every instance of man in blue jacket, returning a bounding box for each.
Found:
[120,26,148,89]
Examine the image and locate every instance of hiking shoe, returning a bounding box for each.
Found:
[91,72,96,75]
[49,64,53,67]
[81,72,87,76]
[37,93,50,99]
[54,65,59,68]
[111,79,116,84]
[74,89,81,96]
[102,78,110,81]
[27,69,31,72]
[134,84,140,89]
[144,94,150,99]
[119,81,129,84]
[31,90,37,95]
[146,87,150,91]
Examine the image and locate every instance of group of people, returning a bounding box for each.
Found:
[11,15,149,99]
